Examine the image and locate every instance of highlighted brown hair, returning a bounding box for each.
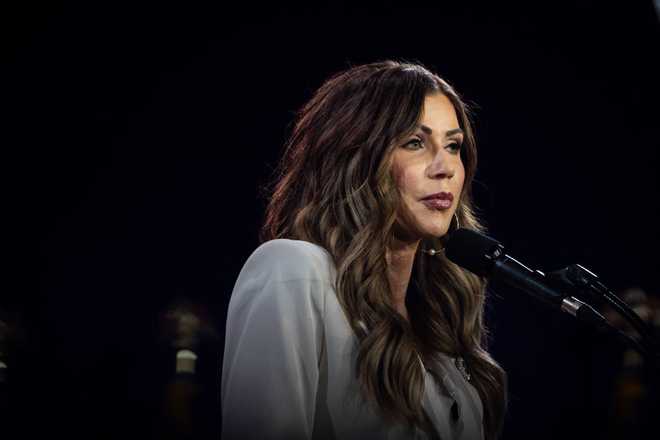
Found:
[261,60,507,440]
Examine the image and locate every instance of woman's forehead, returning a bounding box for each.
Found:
[418,94,460,135]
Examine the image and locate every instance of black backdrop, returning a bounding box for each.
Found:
[4,1,659,439]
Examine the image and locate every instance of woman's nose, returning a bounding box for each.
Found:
[427,149,455,179]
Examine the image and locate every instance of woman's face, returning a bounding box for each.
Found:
[390,93,466,241]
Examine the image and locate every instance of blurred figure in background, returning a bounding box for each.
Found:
[156,299,219,440]
[602,287,660,439]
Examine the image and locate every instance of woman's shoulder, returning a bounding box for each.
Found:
[228,239,336,315]
[239,238,336,284]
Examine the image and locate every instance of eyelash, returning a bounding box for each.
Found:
[404,137,463,153]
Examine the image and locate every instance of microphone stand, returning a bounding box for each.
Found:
[443,228,660,369]
[543,264,660,368]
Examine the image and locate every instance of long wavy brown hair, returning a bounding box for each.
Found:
[260,60,507,439]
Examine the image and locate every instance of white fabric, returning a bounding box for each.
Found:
[221,239,484,440]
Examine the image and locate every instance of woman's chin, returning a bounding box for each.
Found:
[421,223,450,240]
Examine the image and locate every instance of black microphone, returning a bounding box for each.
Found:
[444,228,606,327]
[444,228,658,362]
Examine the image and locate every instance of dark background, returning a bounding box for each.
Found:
[3,0,659,439]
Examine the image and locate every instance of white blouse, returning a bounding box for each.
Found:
[221,239,484,440]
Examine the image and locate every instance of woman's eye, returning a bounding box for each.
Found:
[404,138,424,150]
[446,142,463,153]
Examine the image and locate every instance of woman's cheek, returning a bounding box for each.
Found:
[396,167,418,198]
[390,161,404,188]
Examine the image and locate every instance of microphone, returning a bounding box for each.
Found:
[444,228,606,326]
[444,228,659,363]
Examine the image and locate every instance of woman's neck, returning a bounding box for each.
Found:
[386,238,420,321]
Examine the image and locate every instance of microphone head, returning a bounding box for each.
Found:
[444,228,504,276]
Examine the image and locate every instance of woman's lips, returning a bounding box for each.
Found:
[421,192,453,210]
[422,198,452,210]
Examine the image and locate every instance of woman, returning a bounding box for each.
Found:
[221,60,507,440]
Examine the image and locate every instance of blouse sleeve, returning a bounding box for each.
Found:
[221,240,327,440]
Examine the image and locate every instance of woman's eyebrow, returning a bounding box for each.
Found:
[418,125,464,137]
